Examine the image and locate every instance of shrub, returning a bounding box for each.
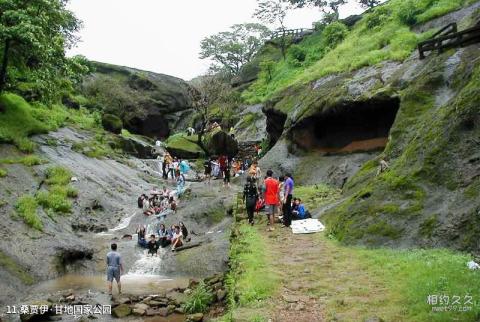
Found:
[287,45,307,67]
[323,22,349,49]
[397,0,420,26]
[183,282,213,314]
[15,195,43,231]
[45,166,72,186]
[259,59,276,82]
[0,168,6,177]
[101,113,123,134]
[365,6,392,29]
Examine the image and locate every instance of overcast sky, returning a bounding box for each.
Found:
[67,0,363,80]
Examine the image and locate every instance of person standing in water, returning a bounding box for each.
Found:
[106,243,124,295]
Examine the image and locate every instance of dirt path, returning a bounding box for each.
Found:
[259,225,394,322]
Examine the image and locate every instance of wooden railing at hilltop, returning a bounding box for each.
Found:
[270,28,314,40]
[418,21,480,59]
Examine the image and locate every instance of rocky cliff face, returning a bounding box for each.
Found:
[259,4,480,252]
[82,62,196,139]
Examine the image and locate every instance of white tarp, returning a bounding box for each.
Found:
[291,219,325,234]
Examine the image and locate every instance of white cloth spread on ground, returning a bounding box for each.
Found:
[291,219,325,234]
[467,261,480,270]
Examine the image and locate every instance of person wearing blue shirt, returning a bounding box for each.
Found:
[292,198,311,220]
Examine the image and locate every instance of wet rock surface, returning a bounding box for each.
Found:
[0,127,236,318]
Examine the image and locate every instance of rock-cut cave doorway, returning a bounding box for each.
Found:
[291,97,401,153]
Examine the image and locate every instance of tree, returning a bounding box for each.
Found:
[253,0,293,59]
[0,0,81,100]
[285,0,347,21]
[358,0,382,9]
[200,23,270,76]
[189,73,240,155]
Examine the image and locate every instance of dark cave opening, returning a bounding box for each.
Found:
[291,97,401,153]
[264,108,287,148]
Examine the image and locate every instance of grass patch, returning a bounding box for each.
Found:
[356,246,480,321]
[294,184,342,210]
[0,94,49,143]
[225,223,279,317]
[165,133,204,154]
[0,250,35,285]
[71,133,118,159]
[0,168,6,177]
[0,155,44,167]
[36,166,76,214]
[45,166,72,186]
[183,282,214,314]
[15,195,43,231]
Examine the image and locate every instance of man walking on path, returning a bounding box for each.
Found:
[243,176,259,225]
[264,170,280,231]
[106,243,124,296]
[283,173,294,227]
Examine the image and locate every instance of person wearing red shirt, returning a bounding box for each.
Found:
[264,170,280,231]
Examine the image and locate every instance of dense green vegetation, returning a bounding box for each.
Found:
[0,93,102,152]
[242,0,472,103]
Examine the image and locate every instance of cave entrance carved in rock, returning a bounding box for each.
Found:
[291,97,400,153]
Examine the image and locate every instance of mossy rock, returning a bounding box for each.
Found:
[112,304,132,318]
[101,114,123,134]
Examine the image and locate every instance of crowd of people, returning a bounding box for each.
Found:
[243,170,311,230]
[157,152,189,195]
[203,155,262,186]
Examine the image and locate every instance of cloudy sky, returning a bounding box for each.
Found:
[67,0,363,80]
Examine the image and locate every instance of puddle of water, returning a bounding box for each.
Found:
[34,274,190,295]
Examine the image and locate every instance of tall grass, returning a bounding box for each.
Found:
[183,282,214,314]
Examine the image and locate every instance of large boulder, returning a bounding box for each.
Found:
[205,130,238,157]
[82,62,196,139]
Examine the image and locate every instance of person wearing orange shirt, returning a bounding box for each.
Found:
[264,170,280,231]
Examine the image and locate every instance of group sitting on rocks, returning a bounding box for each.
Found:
[137,186,177,218]
[243,170,311,229]
[137,221,190,253]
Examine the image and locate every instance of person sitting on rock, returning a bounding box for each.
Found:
[157,224,169,248]
[376,158,390,176]
[169,196,177,213]
[171,225,183,251]
[136,225,147,248]
[137,194,146,208]
[147,234,158,256]
[179,221,190,242]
